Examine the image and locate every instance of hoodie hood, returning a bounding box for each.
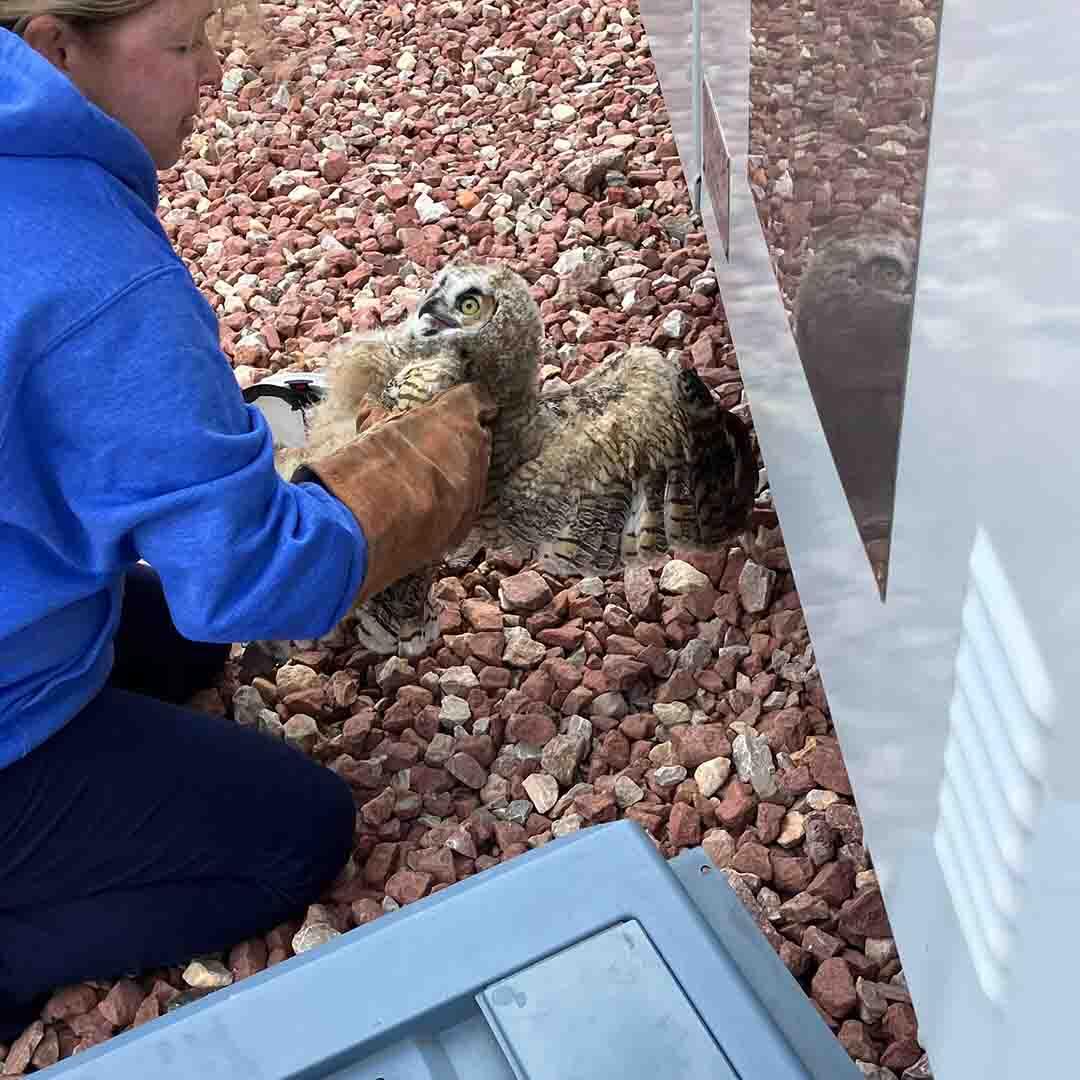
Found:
[0,27,158,209]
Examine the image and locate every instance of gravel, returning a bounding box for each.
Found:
[0,0,931,1073]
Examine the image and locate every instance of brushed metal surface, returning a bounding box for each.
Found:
[640,0,1080,1075]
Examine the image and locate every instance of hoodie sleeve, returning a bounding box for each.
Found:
[26,264,369,643]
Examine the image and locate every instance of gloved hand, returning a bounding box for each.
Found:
[292,383,497,603]
[353,397,391,435]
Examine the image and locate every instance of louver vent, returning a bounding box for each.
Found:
[933,527,1054,1004]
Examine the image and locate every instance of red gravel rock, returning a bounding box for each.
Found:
[770,853,815,895]
[384,869,432,905]
[624,567,660,619]
[808,860,856,906]
[462,600,504,631]
[755,802,786,844]
[713,778,758,831]
[669,724,732,768]
[802,926,844,961]
[446,752,488,790]
[31,1025,60,1068]
[805,738,854,796]
[229,939,269,980]
[732,841,772,880]
[779,942,813,978]
[68,1006,114,1043]
[407,846,457,886]
[667,802,702,848]
[43,985,98,1023]
[575,792,618,823]
[839,888,893,940]
[812,958,858,1019]
[499,571,553,612]
[757,708,811,754]
[881,1039,924,1072]
[98,979,144,1028]
[838,1020,879,1064]
[361,787,397,826]
[5,1021,44,1074]
[825,804,863,844]
[320,151,349,184]
[133,994,161,1028]
[778,892,831,924]
[364,843,399,888]
[352,898,383,926]
[507,712,557,746]
[883,1002,920,1043]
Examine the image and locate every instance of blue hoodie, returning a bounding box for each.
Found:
[0,30,369,768]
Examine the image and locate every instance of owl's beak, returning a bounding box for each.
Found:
[415,296,459,337]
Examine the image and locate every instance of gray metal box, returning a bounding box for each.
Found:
[42,821,856,1079]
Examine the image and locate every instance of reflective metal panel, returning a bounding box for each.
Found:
[641,0,1080,1076]
[746,0,942,598]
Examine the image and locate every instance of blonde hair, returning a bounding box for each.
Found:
[1,0,267,53]
[0,0,289,77]
[1,0,150,35]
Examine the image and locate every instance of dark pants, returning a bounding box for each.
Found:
[0,565,356,1041]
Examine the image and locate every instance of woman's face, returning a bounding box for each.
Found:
[28,0,223,169]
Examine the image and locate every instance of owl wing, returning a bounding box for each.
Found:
[488,347,757,576]
[273,327,464,478]
[380,356,466,410]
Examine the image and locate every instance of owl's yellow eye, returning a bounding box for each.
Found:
[458,294,482,317]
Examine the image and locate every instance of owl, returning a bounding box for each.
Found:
[793,221,917,598]
[285,261,758,656]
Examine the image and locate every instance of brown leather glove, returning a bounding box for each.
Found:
[292,383,497,603]
[353,397,391,435]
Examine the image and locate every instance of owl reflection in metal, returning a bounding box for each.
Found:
[292,262,757,657]
[794,224,917,600]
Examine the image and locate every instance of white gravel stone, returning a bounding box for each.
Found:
[523,772,560,814]
[182,959,233,989]
[806,789,842,811]
[292,923,341,954]
[648,741,678,766]
[659,309,690,341]
[694,756,733,798]
[552,812,584,837]
[440,665,479,696]
[415,192,449,224]
[659,560,710,594]
[732,729,779,798]
[614,775,645,808]
[653,765,687,787]
[503,626,548,667]
[777,811,806,848]
[653,701,691,727]
[425,732,455,766]
[287,185,321,205]
[439,695,472,727]
[738,561,777,613]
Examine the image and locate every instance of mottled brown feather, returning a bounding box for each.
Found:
[276,261,756,656]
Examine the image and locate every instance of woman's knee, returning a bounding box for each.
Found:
[274,759,356,900]
[312,766,357,881]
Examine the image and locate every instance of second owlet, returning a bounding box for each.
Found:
[285,261,758,657]
[793,221,916,598]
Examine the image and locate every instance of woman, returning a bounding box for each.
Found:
[0,0,495,1040]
